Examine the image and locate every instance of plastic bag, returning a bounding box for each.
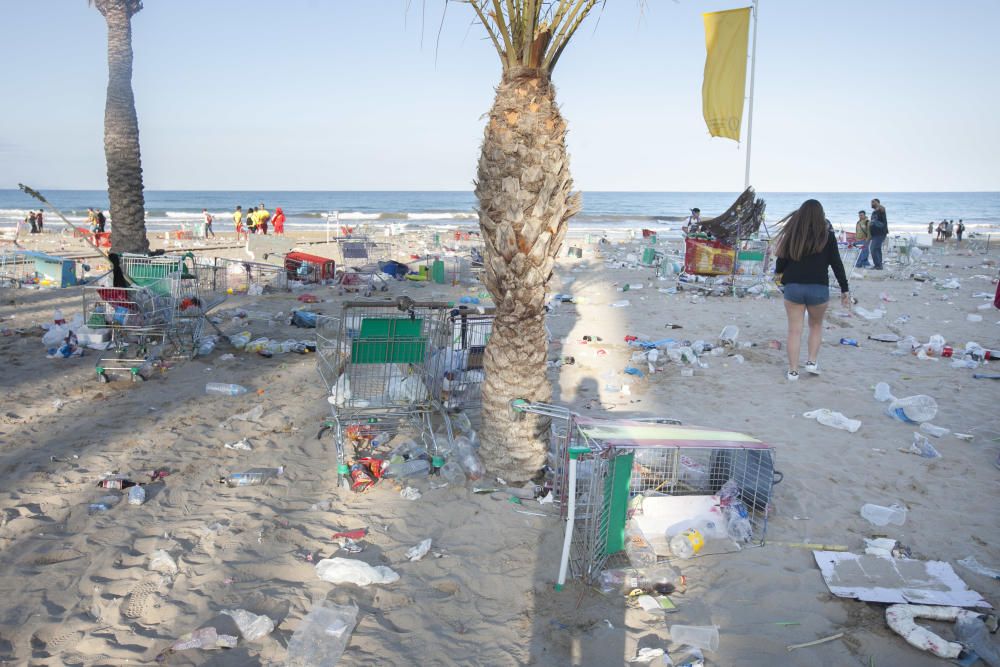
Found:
[314,558,399,586]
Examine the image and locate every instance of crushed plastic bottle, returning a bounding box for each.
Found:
[625,520,658,567]
[196,336,217,357]
[205,382,249,396]
[873,382,895,403]
[383,459,430,479]
[452,435,485,481]
[905,433,941,459]
[127,485,146,505]
[885,395,938,423]
[669,529,705,559]
[220,466,284,487]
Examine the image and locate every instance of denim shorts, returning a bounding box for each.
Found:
[783,283,830,305]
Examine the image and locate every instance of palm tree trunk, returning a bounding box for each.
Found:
[475,67,581,482]
[100,0,148,255]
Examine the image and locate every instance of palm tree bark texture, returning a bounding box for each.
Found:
[475,67,581,482]
[95,0,149,255]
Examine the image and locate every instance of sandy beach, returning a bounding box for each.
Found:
[0,225,998,666]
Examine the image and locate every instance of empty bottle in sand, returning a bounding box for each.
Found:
[383,459,430,479]
[599,565,686,595]
[221,466,284,487]
[206,382,248,396]
[624,520,658,567]
[885,395,938,423]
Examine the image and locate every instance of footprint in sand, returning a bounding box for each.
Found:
[31,620,87,656]
[123,578,161,621]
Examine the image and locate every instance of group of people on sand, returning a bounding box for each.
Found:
[851,199,890,269]
[20,209,45,235]
[232,203,285,240]
[930,219,965,242]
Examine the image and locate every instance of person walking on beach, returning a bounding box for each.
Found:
[87,208,98,235]
[928,221,934,235]
[96,209,107,234]
[944,220,954,241]
[869,198,888,270]
[246,207,257,234]
[27,211,38,234]
[233,206,245,239]
[36,210,44,233]
[774,199,850,381]
[271,207,286,235]
[202,209,216,238]
[956,219,965,242]
[854,210,871,268]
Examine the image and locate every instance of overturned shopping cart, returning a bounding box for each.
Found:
[317,299,488,487]
[510,400,780,584]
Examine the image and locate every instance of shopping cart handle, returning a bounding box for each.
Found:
[509,398,529,417]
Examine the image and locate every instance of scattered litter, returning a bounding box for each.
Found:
[786,633,844,652]
[332,528,367,541]
[957,556,1000,580]
[170,626,238,652]
[220,404,264,428]
[148,549,178,576]
[405,538,432,562]
[900,433,941,459]
[224,438,253,451]
[400,486,422,500]
[954,433,974,441]
[628,647,666,663]
[314,557,399,586]
[861,502,907,526]
[853,306,885,320]
[868,333,900,343]
[813,551,990,607]
[864,538,898,558]
[918,422,949,438]
[803,409,861,433]
[885,605,983,660]
[221,609,275,641]
[670,624,719,651]
[610,300,631,308]
[286,600,358,666]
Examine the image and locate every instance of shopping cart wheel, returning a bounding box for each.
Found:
[379,284,388,292]
[97,370,110,383]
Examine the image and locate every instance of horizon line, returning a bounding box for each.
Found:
[4,187,999,194]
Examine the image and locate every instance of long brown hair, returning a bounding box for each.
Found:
[775,199,829,261]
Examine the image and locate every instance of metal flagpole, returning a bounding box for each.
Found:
[744,0,760,190]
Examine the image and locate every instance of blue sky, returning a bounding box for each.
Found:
[2,0,998,192]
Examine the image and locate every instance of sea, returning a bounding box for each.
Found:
[2,190,998,237]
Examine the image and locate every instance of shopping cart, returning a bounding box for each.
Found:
[316,298,458,487]
[429,307,493,413]
[510,400,779,584]
[334,239,393,293]
[285,251,337,284]
[198,257,289,294]
[83,253,221,381]
[0,249,32,288]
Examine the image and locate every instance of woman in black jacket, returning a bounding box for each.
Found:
[774,199,850,381]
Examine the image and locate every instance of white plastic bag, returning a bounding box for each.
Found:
[314,558,399,586]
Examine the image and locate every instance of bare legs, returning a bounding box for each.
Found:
[806,302,828,363]
[785,299,828,372]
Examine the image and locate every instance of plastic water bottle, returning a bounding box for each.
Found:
[873,382,894,402]
[885,395,938,423]
[127,485,146,505]
[625,521,658,567]
[452,436,485,481]
[205,382,249,396]
[221,466,284,487]
[919,422,949,438]
[669,528,705,559]
[840,338,859,347]
[599,565,686,595]
[383,459,430,479]
[197,337,217,356]
[861,503,907,526]
[439,460,466,485]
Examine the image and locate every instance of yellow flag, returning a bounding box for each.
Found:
[702,7,751,141]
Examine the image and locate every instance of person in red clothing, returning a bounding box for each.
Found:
[272,207,286,235]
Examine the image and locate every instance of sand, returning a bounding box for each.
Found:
[0,225,998,666]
